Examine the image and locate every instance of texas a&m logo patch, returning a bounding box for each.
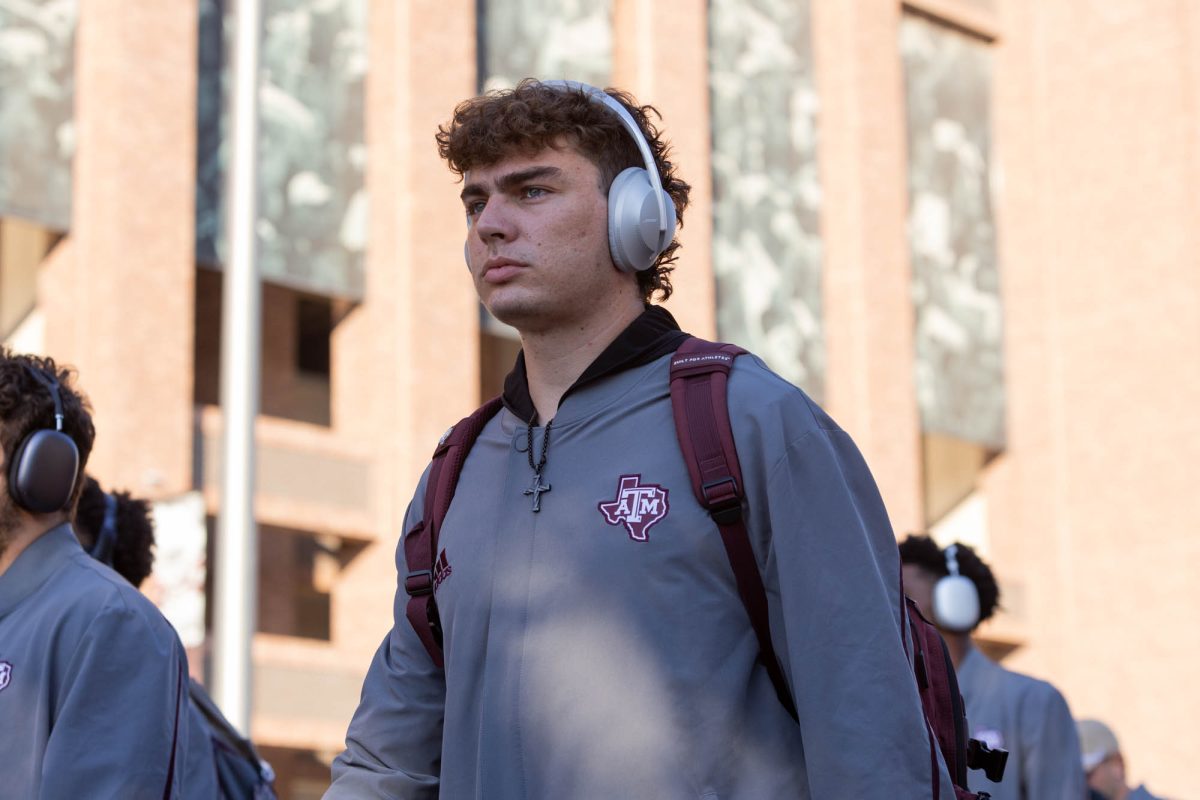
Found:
[598,475,669,542]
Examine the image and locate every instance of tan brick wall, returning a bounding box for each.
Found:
[43,0,199,499]
[988,2,1200,794]
[812,0,925,533]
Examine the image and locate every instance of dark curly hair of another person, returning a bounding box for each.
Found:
[74,475,156,587]
[436,79,691,303]
[0,348,95,511]
[898,534,1001,626]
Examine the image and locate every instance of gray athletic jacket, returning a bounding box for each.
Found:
[0,523,211,799]
[958,647,1086,800]
[329,322,952,799]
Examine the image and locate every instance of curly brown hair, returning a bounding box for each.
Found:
[436,79,690,302]
[0,348,95,512]
[898,534,1001,627]
[75,475,156,587]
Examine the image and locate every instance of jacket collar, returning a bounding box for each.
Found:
[502,305,689,424]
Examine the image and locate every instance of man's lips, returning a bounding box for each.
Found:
[482,258,526,283]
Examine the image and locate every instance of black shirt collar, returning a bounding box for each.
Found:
[502,305,689,424]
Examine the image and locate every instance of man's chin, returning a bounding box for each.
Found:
[483,297,541,331]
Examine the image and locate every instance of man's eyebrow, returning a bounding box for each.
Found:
[460,166,563,201]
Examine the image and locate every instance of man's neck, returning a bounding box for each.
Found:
[0,516,64,578]
[520,297,643,422]
[945,632,973,670]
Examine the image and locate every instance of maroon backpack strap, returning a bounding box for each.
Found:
[669,337,797,720]
[404,396,504,667]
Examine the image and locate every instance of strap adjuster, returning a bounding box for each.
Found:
[405,570,434,597]
[702,477,742,525]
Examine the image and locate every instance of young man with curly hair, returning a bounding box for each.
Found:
[328,81,952,798]
[0,348,210,798]
[900,534,1086,800]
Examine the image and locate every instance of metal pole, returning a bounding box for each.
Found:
[213,0,263,735]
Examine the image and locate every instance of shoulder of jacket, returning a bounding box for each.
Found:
[57,555,178,639]
[996,662,1071,707]
[725,351,836,435]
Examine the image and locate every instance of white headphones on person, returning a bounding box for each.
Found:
[933,544,981,633]
[464,80,677,274]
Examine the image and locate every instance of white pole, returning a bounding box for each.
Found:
[213,0,263,735]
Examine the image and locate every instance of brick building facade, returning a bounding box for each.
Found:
[1,1,1196,796]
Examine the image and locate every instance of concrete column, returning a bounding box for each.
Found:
[811,0,923,532]
[46,0,199,498]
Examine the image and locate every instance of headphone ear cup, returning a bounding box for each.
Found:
[7,430,79,514]
[607,167,677,273]
[933,574,981,633]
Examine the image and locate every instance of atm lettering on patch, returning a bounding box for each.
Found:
[598,474,670,542]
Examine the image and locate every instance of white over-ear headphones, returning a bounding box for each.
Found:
[933,544,981,633]
[465,80,677,274]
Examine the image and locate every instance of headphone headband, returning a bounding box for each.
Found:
[541,80,669,237]
[24,366,65,431]
[934,542,980,632]
[7,363,79,513]
[944,543,961,577]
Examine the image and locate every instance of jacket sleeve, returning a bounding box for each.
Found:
[1018,682,1087,800]
[40,602,191,800]
[748,416,956,799]
[326,496,446,800]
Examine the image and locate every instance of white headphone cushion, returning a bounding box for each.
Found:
[934,574,981,632]
[607,167,676,273]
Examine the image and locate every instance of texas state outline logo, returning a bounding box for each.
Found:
[598,474,669,542]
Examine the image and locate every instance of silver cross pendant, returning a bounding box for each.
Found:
[524,472,551,512]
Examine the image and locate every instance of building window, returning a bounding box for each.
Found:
[296,296,333,377]
[256,525,364,642]
[0,4,76,232]
[193,270,335,426]
[900,12,1004,527]
[195,0,368,300]
[708,0,825,398]
[477,0,613,92]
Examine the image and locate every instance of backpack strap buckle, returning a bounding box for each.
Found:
[404,569,434,597]
[701,477,742,525]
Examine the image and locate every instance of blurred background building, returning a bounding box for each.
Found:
[1,0,1197,796]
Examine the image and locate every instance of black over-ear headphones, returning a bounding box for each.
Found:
[464,80,678,274]
[933,543,981,633]
[6,366,80,514]
[88,491,119,566]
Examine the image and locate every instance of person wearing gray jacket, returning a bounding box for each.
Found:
[327,79,953,799]
[1077,718,1165,800]
[901,534,1087,800]
[0,350,205,799]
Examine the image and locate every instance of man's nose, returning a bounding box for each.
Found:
[472,197,516,243]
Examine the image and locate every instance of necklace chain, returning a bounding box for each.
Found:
[523,418,553,512]
[527,418,553,474]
